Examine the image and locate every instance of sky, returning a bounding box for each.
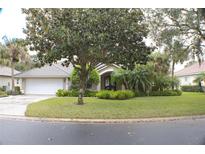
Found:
[0,8,185,71]
[0,8,26,42]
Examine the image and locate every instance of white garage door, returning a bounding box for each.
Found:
[25,78,64,95]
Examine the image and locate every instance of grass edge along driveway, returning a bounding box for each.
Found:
[26,92,205,119]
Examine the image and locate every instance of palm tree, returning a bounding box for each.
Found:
[0,38,30,94]
[111,64,154,94]
[194,73,205,92]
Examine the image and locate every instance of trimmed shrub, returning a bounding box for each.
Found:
[181,85,204,92]
[6,86,22,95]
[56,89,97,97]
[149,90,182,96]
[84,90,97,97]
[134,91,148,97]
[56,89,69,97]
[14,86,21,95]
[96,90,111,99]
[96,90,135,100]
[68,89,97,97]
[0,87,4,91]
[68,89,79,97]
[0,90,7,97]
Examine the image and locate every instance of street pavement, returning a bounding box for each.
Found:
[1,118,205,145]
[0,95,53,116]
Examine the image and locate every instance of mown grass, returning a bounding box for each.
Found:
[26,92,205,119]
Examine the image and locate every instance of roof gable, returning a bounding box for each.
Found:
[0,65,20,77]
[15,63,73,78]
[175,61,205,77]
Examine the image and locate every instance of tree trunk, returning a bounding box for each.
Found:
[171,60,175,90]
[123,80,129,90]
[77,64,87,105]
[11,62,15,95]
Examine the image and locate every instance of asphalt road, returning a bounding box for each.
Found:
[1,118,205,145]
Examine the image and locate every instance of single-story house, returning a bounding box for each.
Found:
[0,65,22,91]
[15,63,121,95]
[175,61,205,86]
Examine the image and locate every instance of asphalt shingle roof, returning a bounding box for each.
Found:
[175,61,205,77]
[0,65,20,77]
[15,63,73,78]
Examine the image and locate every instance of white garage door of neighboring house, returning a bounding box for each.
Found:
[25,78,64,95]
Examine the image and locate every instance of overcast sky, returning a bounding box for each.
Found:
[0,8,26,42]
[0,8,185,71]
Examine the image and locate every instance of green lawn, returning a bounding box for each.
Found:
[26,92,205,119]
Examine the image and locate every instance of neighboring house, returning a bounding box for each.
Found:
[15,63,121,95]
[0,65,21,91]
[175,61,205,86]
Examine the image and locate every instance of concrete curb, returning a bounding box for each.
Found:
[1,114,205,123]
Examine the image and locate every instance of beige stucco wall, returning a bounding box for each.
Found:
[178,75,198,86]
[0,76,22,91]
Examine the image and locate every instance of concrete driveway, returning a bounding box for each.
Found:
[0,95,53,116]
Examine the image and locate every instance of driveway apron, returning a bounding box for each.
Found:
[0,95,52,116]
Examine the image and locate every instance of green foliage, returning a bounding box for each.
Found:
[14,86,21,95]
[6,86,22,95]
[181,85,204,92]
[145,8,205,64]
[149,90,182,96]
[56,89,97,97]
[56,89,69,97]
[96,90,135,100]
[111,64,154,93]
[111,69,133,90]
[149,52,170,75]
[112,60,180,93]
[70,69,80,90]
[0,39,31,66]
[194,73,205,83]
[0,90,7,97]
[84,90,97,97]
[23,8,152,104]
[148,52,180,91]
[96,90,111,99]
[0,87,5,92]
[71,68,99,89]
[152,74,179,91]
[89,69,100,85]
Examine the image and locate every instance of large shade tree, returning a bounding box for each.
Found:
[23,8,152,104]
[144,8,205,64]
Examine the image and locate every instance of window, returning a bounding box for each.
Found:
[16,79,19,84]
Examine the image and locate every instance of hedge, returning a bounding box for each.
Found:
[56,89,97,97]
[0,90,7,97]
[181,85,204,92]
[96,90,135,100]
[149,90,182,96]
